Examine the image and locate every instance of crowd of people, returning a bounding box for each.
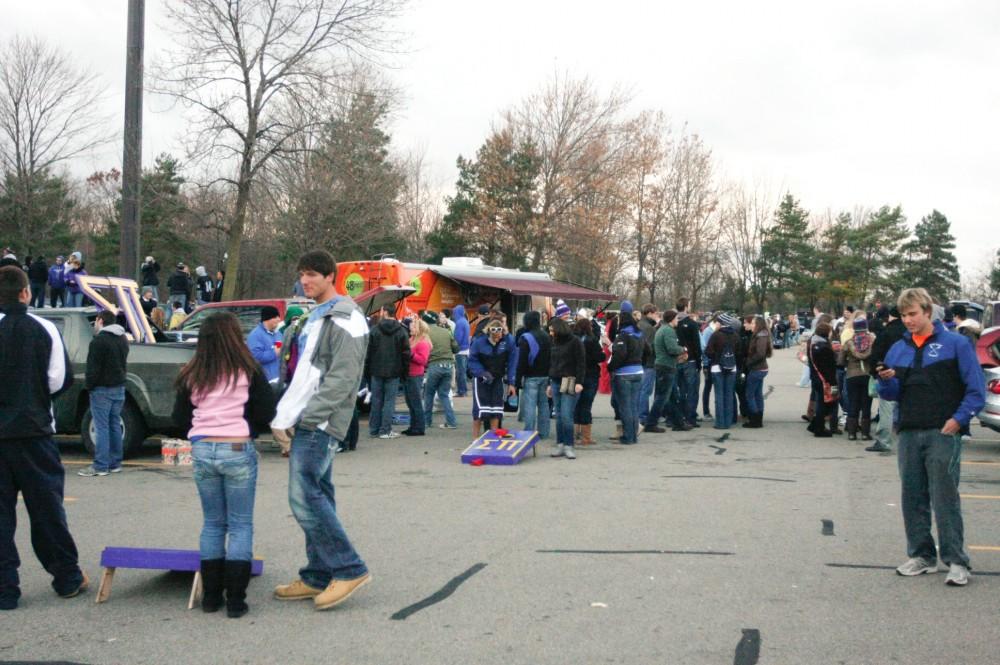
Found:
[0,248,989,618]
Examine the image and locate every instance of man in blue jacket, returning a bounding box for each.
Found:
[877,288,985,587]
[0,266,86,609]
[248,305,282,384]
[452,304,471,397]
[47,256,66,308]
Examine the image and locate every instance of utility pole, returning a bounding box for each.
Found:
[120,0,145,281]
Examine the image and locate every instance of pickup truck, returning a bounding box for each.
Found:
[34,307,194,457]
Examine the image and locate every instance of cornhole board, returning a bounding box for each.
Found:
[461,429,539,466]
[95,547,264,609]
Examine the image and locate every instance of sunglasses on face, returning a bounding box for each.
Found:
[487,326,503,333]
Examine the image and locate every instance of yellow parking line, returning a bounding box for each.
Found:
[961,494,1000,500]
[65,497,78,503]
[969,546,1000,552]
[963,461,1000,466]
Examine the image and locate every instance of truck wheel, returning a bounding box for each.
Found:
[81,400,148,458]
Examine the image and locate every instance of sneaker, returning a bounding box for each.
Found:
[945,563,969,586]
[896,557,937,576]
[59,571,89,599]
[378,432,400,439]
[551,444,565,458]
[439,423,457,429]
[405,431,425,436]
[564,446,576,460]
[109,466,123,474]
[960,435,971,443]
[643,425,666,433]
[274,579,323,601]
[672,423,693,432]
[865,442,890,453]
[77,466,108,477]
[314,573,372,610]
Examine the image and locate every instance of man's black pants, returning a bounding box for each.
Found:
[0,438,83,602]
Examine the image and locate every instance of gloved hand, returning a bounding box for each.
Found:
[271,427,294,454]
[481,371,494,384]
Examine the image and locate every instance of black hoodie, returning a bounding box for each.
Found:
[365,317,410,379]
[515,311,551,386]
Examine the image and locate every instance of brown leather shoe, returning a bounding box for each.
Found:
[313,573,372,611]
[274,579,323,601]
[59,571,89,598]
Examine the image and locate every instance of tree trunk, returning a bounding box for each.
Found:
[221,176,252,301]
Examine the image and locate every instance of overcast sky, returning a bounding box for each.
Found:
[5,0,998,277]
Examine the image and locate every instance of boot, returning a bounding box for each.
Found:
[743,412,762,429]
[829,413,842,435]
[802,399,815,423]
[609,422,623,441]
[200,559,225,613]
[860,414,873,441]
[846,417,859,441]
[811,415,832,437]
[224,560,252,619]
[580,424,593,446]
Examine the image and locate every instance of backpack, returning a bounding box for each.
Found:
[719,339,737,372]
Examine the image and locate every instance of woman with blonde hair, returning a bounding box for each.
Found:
[402,317,431,436]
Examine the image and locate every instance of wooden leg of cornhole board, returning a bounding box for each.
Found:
[187,571,202,610]
[95,567,115,604]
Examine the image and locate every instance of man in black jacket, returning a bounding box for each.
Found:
[515,311,552,439]
[167,263,193,310]
[364,306,410,439]
[636,304,659,426]
[675,297,703,427]
[78,310,130,477]
[0,266,86,610]
[27,256,48,308]
[867,306,905,453]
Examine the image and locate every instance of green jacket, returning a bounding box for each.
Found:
[653,324,684,369]
[427,324,459,365]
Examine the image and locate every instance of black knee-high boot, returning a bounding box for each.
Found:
[200,559,225,613]
[224,560,252,618]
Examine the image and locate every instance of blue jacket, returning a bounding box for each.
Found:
[48,265,65,289]
[453,305,471,352]
[877,320,985,430]
[247,323,281,382]
[468,332,517,385]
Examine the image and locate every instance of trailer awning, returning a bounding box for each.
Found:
[431,269,615,300]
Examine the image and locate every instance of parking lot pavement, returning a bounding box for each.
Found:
[6,349,1000,664]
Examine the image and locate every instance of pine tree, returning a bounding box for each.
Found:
[897,209,961,301]
[758,193,813,307]
[850,205,909,303]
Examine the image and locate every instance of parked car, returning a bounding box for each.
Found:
[34,308,195,456]
[977,327,1000,433]
[167,298,315,342]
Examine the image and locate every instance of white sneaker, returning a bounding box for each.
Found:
[438,423,457,429]
[551,444,565,458]
[564,446,576,460]
[379,432,400,439]
[896,557,937,576]
[945,563,969,586]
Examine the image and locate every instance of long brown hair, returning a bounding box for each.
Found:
[752,315,773,358]
[176,312,260,393]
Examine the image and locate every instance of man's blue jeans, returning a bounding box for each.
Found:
[521,376,551,439]
[613,374,642,444]
[550,380,578,445]
[638,367,656,423]
[676,361,700,423]
[192,441,258,561]
[897,429,970,568]
[647,367,682,428]
[368,376,399,436]
[745,369,768,416]
[289,427,368,587]
[455,354,469,396]
[90,385,125,472]
[423,362,456,428]
[711,370,736,429]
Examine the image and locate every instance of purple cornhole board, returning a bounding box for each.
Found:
[461,429,539,466]
[100,547,264,575]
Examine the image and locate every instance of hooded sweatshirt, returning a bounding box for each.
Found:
[515,311,552,386]
[453,304,471,353]
[85,324,129,389]
[365,317,410,379]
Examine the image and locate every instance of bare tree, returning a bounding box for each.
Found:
[0,35,110,253]
[397,146,442,261]
[719,181,775,312]
[153,0,405,299]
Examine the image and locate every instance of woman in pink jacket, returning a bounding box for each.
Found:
[402,318,431,436]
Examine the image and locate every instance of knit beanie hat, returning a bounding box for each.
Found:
[554,299,571,319]
[260,305,280,322]
[284,305,305,325]
[719,313,739,328]
[853,317,868,332]
[620,300,634,314]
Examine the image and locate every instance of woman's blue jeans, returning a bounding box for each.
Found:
[403,375,425,433]
[745,369,768,416]
[521,376,551,438]
[193,441,258,561]
[550,380,579,445]
[613,374,642,444]
[711,370,736,429]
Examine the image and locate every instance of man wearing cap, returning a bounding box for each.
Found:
[471,304,492,338]
[167,263,193,310]
[248,306,283,385]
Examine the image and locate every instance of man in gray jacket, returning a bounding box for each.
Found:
[270,250,371,611]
